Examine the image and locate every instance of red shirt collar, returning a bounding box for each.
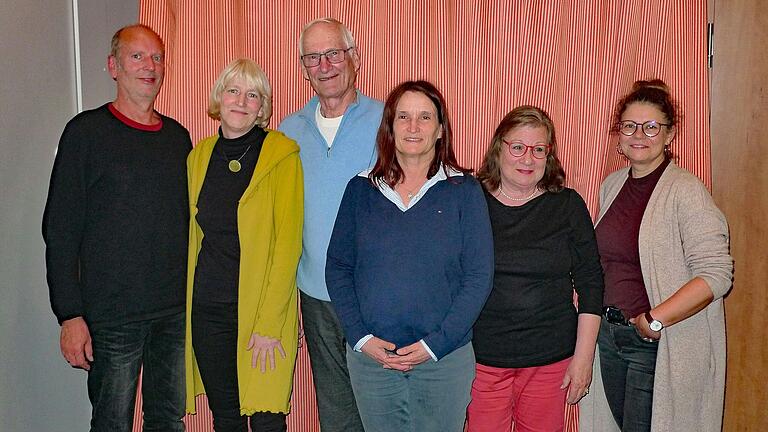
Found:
[108,103,163,132]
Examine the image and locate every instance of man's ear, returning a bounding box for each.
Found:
[350,48,361,72]
[107,55,118,81]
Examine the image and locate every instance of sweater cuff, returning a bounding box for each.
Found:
[420,339,438,362]
[354,334,374,352]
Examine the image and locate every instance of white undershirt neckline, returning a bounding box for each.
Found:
[315,104,343,149]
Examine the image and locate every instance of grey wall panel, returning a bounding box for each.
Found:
[0,1,136,430]
[78,0,139,109]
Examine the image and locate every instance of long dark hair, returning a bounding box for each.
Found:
[369,80,469,187]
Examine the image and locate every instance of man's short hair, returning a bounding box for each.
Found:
[110,24,164,58]
[298,18,356,55]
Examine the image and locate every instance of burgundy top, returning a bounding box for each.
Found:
[595,158,670,319]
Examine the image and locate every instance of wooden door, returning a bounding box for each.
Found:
[711,1,768,430]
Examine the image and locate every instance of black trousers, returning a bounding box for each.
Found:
[191,300,286,432]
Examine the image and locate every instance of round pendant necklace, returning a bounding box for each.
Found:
[226,145,252,173]
[499,186,539,201]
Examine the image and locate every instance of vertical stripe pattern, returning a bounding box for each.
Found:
[132,1,710,431]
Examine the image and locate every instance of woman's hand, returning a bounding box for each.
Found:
[562,313,600,404]
[360,337,412,371]
[629,313,661,341]
[388,341,432,369]
[561,353,594,404]
[247,333,286,373]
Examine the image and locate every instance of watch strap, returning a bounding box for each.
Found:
[645,311,663,331]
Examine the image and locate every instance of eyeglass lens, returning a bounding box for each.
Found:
[619,120,664,137]
[301,48,349,67]
[507,143,549,159]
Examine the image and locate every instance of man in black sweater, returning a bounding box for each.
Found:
[42,24,191,432]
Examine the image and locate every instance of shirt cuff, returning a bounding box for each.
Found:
[354,334,374,352]
[420,339,438,361]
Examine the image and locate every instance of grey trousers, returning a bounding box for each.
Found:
[300,291,364,432]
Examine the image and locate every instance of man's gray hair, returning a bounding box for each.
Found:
[298,18,356,56]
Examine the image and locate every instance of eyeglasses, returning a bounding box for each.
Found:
[300,47,354,67]
[617,120,671,138]
[502,140,550,159]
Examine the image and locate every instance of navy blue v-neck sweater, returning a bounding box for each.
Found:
[326,174,494,360]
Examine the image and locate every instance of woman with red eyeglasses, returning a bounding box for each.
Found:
[467,105,604,432]
[581,80,733,432]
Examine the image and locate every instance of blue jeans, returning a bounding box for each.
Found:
[598,317,658,432]
[87,311,185,432]
[347,343,475,432]
[300,292,364,432]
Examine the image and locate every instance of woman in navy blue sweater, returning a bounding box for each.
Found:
[325,80,494,432]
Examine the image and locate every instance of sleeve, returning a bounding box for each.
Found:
[251,151,304,338]
[567,190,605,315]
[677,179,733,300]
[42,122,88,324]
[422,178,495,359]
[325,180,370,346]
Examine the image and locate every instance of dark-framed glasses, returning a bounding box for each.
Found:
[617,120,671,137]
[503,140,550,159]
[300,47,354,67]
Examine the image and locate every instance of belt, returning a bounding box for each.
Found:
[602,306,631,326]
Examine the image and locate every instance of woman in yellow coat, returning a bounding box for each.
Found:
[185,58,303,431]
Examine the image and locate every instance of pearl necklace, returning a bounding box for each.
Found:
[499,186,539,201]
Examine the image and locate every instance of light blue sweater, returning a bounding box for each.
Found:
[278,91,384,301]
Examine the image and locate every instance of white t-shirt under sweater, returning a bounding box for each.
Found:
[315,104,343,149]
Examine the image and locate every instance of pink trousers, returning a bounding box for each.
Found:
[466,357,571,432]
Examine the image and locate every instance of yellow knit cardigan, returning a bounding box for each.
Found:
[185,130,303,415]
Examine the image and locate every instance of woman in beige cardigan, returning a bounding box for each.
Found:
[580,80,732,432]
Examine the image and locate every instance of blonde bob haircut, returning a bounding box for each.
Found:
[208,58,272,128]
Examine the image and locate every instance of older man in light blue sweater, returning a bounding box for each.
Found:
[278,17,383,432]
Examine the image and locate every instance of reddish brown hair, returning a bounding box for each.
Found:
[477,105,565,193]
[369,80,468,187]
[611,79,680,159]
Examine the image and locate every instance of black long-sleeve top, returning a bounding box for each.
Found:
[193,126,265,303]
[472,188,604,368]
[43,104,191,326]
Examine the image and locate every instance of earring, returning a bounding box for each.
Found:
[616,144,624,156]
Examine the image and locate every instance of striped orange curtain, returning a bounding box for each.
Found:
[134,1,710,431]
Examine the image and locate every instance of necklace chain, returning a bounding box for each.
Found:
[499,186,539,201]
[224,145,252,173]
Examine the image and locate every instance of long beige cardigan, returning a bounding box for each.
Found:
[579,163,733,432]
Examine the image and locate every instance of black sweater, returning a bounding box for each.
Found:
[193,126,265,303]
[43,104,191,326]
[472,188,604,368]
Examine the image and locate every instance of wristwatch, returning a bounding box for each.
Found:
[645,312,664,332]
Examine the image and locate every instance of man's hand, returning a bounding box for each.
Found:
[60,317,93,370]
[247,333,287,373]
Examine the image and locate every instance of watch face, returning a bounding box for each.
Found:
[649,320,663,332]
